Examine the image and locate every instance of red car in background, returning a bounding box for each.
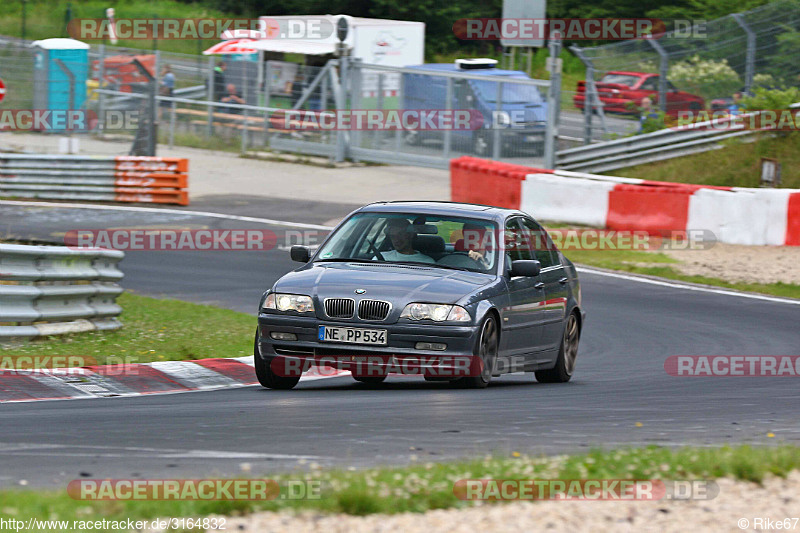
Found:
[574,71,705,116]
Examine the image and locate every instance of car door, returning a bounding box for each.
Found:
[500,217,547,358]
[639,75,659,106]
[519,218,568,353]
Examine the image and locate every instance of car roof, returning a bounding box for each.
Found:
[604,71,653,77]
[404,64,532,78]
[356,201,525,220]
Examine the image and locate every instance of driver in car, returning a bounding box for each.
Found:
[461,223,495,269]
[379,218,435,263]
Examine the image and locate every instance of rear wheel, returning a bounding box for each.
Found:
[535,312,580,383]
[254,329,301,390]
[453,314,498,389]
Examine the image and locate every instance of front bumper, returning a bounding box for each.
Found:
[257,313,481,376]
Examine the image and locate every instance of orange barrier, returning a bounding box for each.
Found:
[607,185,693,234]
[112,156,189,205]
[787,193,800,246]
[450,156,550,209]
[0,155,190,206]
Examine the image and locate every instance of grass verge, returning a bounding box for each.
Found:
[565,247,800,300]
[606,132,800,189]
[1,445,798,527]
[0,292,255,365]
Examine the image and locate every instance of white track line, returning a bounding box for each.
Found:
[0,200,334,230]
[2,199,797,306]
[576,266,800,306]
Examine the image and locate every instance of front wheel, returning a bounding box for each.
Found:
[535,312,580,383]
[453,314,498,389]
[254,329,301,390]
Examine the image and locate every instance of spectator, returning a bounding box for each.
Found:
[638,96,661,133]
[159,64,175,118]
[213,61,226,101]
[728,91,745,116]
[220,83,245,114]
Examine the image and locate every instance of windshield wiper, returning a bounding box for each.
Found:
[388,261,473,272]
[314,257,377,263]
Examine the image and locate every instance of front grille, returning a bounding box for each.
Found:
[358,299,391,321]
[325,298,355,318]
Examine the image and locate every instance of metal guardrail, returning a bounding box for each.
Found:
[0,244,125,338]
[174,85,207,100]
[0,154,189,205]
[554,108,799,173]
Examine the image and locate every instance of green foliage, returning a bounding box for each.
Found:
[668,55,742,103]
[639,111,666,134]
[742,86,800,110]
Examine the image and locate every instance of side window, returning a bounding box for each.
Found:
[640,77,658,91]
[520,218,558,268]
[504,218,531,262]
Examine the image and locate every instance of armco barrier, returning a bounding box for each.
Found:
[0,244,124,338]
[450,156,800,246]
[0,154,189,205]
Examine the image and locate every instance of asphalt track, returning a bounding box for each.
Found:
[1,199,799,488]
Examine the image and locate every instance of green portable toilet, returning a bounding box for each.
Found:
[32,38,90,112]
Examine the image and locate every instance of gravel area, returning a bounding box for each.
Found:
[664,243,800,285]
[148,472,800,533]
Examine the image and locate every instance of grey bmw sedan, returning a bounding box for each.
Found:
[256,201,584,389]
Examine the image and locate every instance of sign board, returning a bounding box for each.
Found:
[0,78,5,103]
[501,0,546,47]
[760,157,781,187]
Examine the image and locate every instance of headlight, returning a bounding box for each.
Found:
[400,303,471,322]
[262,293,314,313]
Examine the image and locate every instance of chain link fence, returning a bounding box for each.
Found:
[564,0,800,144]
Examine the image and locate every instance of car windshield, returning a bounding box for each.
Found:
[315,212,499,273]
[599,74,640,87]
[470,80,544,104]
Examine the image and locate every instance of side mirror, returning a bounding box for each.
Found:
[290,245,310,263]
[510,259,541,277]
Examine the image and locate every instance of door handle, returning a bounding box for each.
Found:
[534,282,544,289]
[558,277,568,284]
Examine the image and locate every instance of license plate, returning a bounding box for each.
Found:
[525,135,543,142]
[318,325,387,345]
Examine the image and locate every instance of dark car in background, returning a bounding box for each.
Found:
[574,71,705,116]
[402,60,548,158]
[255,201,584,390]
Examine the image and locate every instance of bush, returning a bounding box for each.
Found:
[668,55,742,103]
[742,86,800,110]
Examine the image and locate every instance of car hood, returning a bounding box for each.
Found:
[274,262,493,318]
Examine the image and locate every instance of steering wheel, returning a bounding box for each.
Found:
[366,236,385,261]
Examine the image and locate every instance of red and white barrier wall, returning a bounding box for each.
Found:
[451,157,800,246]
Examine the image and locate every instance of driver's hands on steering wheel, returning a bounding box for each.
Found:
[467,249,489,267]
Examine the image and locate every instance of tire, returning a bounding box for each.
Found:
[253,329,301,390]
[353,376,387,384]
[535,312,580,383]
[453,314,499,389]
